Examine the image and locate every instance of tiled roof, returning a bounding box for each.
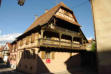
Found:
[24,2,79,34]
[6,42,12,50]
[0,46,4,51]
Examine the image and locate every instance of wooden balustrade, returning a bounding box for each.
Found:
[50,26,81,37]
[38,38,85,50]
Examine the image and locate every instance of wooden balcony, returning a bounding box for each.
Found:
[38,38,86,50]
[46,25,81,38]
[53,26,80,37]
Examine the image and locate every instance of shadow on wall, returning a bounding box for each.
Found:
[65,51,98,74]
[65,53,81,73]
[36,54,50,73]
[16,49,51,74]
[98,50,111,74]
[16,48,98,74]
[0,57,11,69]
[41,47,98,74]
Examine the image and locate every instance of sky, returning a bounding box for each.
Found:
[0,0,95,45]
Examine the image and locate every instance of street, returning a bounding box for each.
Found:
[0,63,23,74]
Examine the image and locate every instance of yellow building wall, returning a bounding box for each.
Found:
[91,0,111,73]
[16,48,80,74]
[41,52,80,73]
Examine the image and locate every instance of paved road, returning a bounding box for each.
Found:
[0,68,22,74]
[0,63,97,74]
[0,63,24,74]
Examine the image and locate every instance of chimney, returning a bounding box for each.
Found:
[34,15,38,20]
[45,9,48,13]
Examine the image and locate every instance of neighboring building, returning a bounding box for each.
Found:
[86,39,95,51]
[10,40,18,69]
[11,2,88,73]
[2,42,12,63]
[91,0,111,73]
[0,46,4,58]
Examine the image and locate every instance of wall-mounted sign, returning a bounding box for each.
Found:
[46,58,51,63]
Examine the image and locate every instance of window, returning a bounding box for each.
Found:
[41,51,55,59]
[13,44,15,50]
[15,44,16,50]
[26,36,30,45]
[23,38,25,44]
[20,40,23,46]
[18,41,20,47]
[29,36,31,43]
[16,43,18,49]
[35,33,39,40]
[31,33,35,43]
[45,52,50,59]
[12,55,16,60]
[30,66,33,70]
[19,64,21,67]
[25,65,27,68]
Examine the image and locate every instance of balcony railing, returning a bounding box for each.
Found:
[50,25,81,37]
[38,38,85,50]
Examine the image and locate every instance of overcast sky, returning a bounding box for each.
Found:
[0,0,94,45]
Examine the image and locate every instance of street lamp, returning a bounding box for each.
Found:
[18,0,25,6]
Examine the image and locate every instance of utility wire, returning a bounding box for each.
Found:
[71,0,90,9]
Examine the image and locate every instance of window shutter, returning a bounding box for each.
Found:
[13,44,15,49]
[26,37,28,45]
[28,36,29,44]
[29,36,31,43]
[19,41,21,46]
[20,40,23,46]
[31,34,33,43]
[31,33,35,43]
[18,42,19,48]
[16,43,18,49]
[15,44,16,49]
[17,41,19,47]
[41,51,46,59]
[26,36,29,45]
[52,52,55,59]
[35,33,38,40]
[24,38,26,44]
[22,40,23,46]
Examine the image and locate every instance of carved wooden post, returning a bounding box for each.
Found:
[59,33,62,47]
[40,29,44,45]
[82,38,84,44]
[54,18,56,25]
[71,36,73,48]
[41,29,44,39]
[81,38,83,44]
[81,38,84,49]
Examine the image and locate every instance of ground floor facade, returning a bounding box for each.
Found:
[10,47,83,74]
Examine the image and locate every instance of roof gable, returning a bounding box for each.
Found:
[3,43,12,50]
[24,2,76,34]
[54,7,80,26]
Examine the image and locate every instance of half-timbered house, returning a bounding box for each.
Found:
[10,2,88,73]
